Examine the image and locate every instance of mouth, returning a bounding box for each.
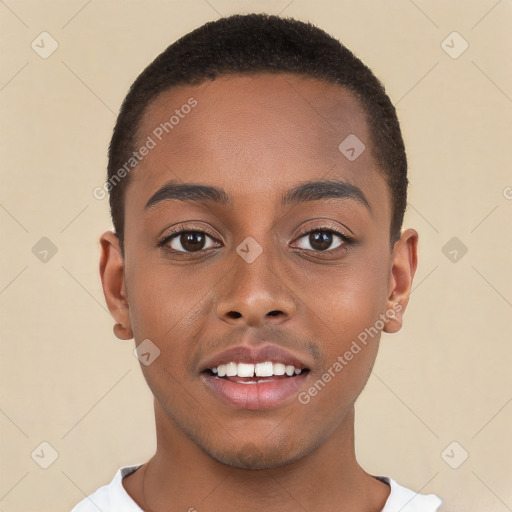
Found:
[199,345,312,410]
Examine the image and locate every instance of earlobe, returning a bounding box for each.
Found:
[383,228,418,334]
[99,231,133,340]
[113,321,133,341]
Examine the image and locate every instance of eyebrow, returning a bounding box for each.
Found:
[144,179,371,212]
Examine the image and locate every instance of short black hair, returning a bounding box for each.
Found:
[107,13,407,252]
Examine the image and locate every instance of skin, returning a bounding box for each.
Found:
[99,73,418,512]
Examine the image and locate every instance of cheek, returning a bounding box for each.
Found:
[126,254,206,340]
[125,264,206,408]
[305,253,389,395]
[313,254,389,339]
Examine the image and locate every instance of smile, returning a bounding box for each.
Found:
[201,361,310,410]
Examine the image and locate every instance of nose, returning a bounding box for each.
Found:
[216,248,296,328]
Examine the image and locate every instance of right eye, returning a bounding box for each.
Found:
[159,229,220,253]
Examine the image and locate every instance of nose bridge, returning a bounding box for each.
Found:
[216,234,296,327]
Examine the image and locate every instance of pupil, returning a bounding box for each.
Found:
[181,232,205,252]
[310,232,331,251]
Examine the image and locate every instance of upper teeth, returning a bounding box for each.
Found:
[212,362,303,377]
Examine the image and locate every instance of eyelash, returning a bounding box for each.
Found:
[157,224,355,255]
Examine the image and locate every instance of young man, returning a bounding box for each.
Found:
[74,13,442,512]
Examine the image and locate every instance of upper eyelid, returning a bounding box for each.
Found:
[295,224,350,238]
[163,225,347,238]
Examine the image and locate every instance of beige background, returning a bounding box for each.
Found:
[1,0,511,511]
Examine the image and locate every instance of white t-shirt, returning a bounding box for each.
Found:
[71,464,443,511]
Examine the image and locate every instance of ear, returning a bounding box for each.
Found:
[383,228,418,334]
[99,231,133,340]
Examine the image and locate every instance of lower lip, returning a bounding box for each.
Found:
[201,373,309,410]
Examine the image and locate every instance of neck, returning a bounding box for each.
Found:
[125,401,390,512]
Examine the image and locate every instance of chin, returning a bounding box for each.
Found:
[206,440,307,470]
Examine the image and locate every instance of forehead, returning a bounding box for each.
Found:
[127,73,388,217]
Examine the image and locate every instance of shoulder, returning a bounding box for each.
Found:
[70,464,144,512]
[378,476,443,512]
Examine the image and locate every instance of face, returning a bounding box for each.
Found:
[100,73,417,470]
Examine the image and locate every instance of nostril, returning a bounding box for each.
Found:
[227,311,242,319]
[267,310,281,317]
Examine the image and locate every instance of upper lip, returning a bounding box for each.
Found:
[199,343,312,372]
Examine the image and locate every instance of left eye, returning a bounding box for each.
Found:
[294,230,345,252]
